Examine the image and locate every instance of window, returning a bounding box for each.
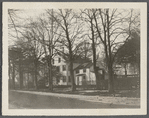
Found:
[58,58,61,63]
[83,69,86,73]
[63,76,66,82]
[57,66,60,72]
[63,65,66,71]
[76,70,79,74]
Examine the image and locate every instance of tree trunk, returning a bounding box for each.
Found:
[19,71,23,89]
[108,64,114,93]
[106,9,114,93]
[70,61,76,91]
[64,18,76,91]
[91,18,100,90]
[94,68,100,90]
[124,63,127,77]
[68,38,76,91]
[48,57,53,91]
[92,43,100,89]
[48,9,53,91]
[68,41,76,91]
[19,60,23,89]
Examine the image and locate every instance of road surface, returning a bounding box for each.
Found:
[9,91,139,109]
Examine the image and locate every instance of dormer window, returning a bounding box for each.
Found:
[83,69,86,73]
[58,58,61,63]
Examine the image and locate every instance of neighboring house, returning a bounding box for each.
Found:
[114,63,139,76]
[74,62,96,85]
[53,54,105,86]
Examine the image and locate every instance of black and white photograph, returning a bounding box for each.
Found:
[2,2,147,116]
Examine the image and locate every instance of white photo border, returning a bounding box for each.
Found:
[2,2,147,116]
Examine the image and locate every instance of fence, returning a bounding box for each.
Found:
[76,75,140,90]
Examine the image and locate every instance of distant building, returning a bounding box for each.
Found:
[114,63,140,76]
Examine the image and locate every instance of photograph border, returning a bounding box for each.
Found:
[2,2,147,116]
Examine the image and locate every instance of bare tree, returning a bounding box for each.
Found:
[8,9,24,89]
[47,9,85,91]
[80,9,102,89]
[35,11,62,91]
[93,9,140,93]
[16,21,45,90]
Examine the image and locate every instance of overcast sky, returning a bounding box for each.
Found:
[8,9,140,59]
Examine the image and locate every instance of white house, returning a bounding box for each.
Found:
[53,54,105,86]
[53,54,80,85]
[74,63,96,85]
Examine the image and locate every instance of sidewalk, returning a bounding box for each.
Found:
[11,90,140,106]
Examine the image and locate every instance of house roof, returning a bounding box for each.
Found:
[74,62,93,70]
[56,52,92,63]
[90,67,104,72]
[76,74,86,76]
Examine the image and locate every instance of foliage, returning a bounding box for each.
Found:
[116,31,140,65]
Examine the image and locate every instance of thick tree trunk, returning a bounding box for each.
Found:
[108,64,114,93]
[104,46,115,93]
[94,68,100,90]
[68,39,76,91]
[19,71,23,89]
[49,9,53,91]
[48,57,53,91]
[92,43,100,89]
[106,9,114,93]
[91,18,100,90]
[69,44,76,91]
[19,60,23,89]
[61,11,76,91]
[124,63,127,77]
[70,61,76,91]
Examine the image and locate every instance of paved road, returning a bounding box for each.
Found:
[9,91,139,109]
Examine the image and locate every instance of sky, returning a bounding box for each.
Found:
[17,9,45,19]
[8,9,140,59]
